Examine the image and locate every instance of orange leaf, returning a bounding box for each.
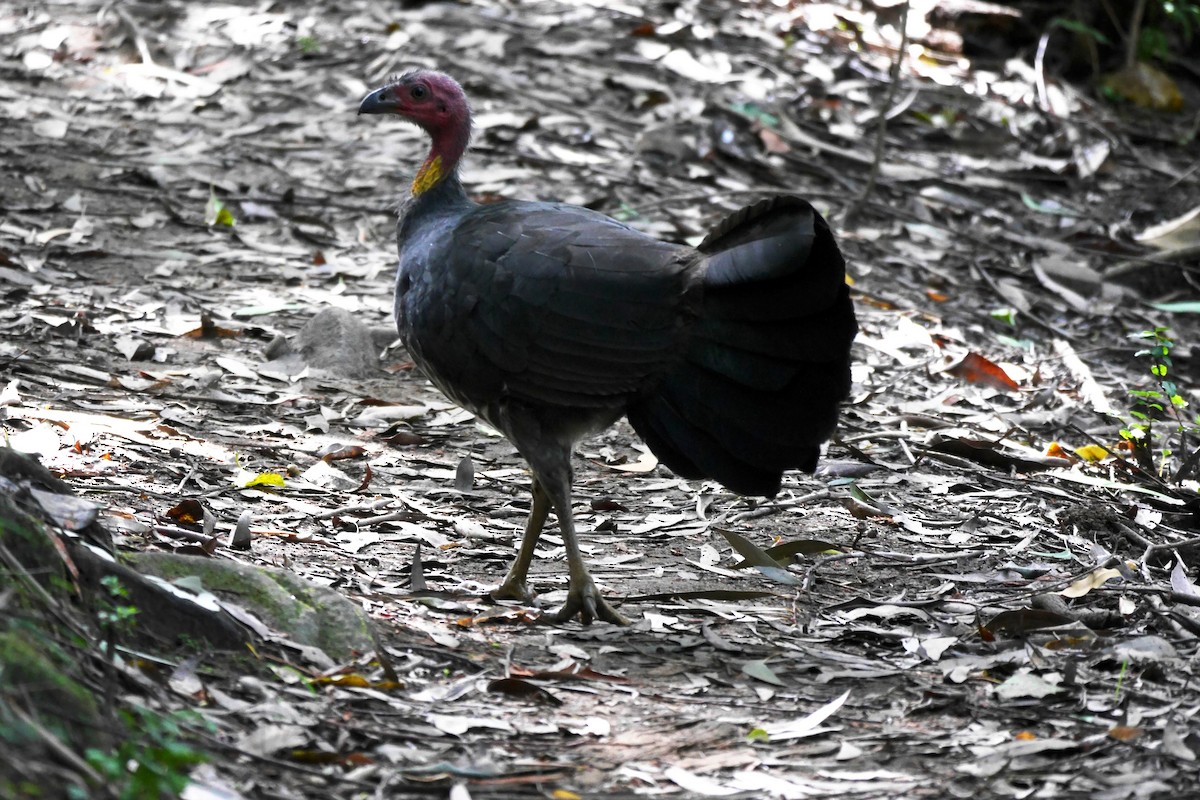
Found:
[946,352,1019,392]
[1045,442,1075,460]
[1108,725,1141,742]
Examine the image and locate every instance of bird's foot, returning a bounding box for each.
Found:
[545,579,629,626]
[490,576,535,604]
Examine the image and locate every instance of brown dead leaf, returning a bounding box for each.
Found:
[1108,725,1142,742]
[509,661,630,684]
[487,677,563,705]
[321,445,366,462]
[182,311,239,339]
[945,352,1019,392]
[166,498,205,526]
[983,608,1077,637]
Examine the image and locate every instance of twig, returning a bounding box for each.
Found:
[844,0,910,226]
[840,430,918,445]
[313,498,394,520]
[1103,244,1200,279]
[1034,29,1053,114]
[802,551,860,591]
[174,462,198,495]
[107,4,155,65]
[973,258,1077,340]
[1124,0,1149,69]
[728,490,832,523]
[1144,534,1200,559]
[1122,584,1200,607]
[152,524,217,546]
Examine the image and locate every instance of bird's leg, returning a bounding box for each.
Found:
[492,479,550,603]
[538,473,628,626]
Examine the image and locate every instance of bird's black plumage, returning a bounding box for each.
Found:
[361,71,856,624]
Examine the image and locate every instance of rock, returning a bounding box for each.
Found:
[125,551,376,663]
[268,308,383,380]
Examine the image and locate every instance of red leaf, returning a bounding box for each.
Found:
[946,352,1019,392]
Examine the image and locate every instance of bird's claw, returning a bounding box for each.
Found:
[491,577,535,604]
[544,579,629,626]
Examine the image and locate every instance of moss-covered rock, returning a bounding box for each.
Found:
[125,552,375,662]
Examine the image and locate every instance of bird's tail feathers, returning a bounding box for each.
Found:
[628,196,856,497]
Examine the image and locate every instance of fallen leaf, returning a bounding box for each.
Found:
[1170,557,1199,597]
[1108,725,1141,742]
[663,766,739,797]
[995,671,1060,699]
[944,352,1019,392]
[741,659,784,686]
[1061,566,1128,598]
[758,690,850,741]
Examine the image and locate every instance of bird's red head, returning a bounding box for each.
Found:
[359,70,472,195]
[359,71,469,133]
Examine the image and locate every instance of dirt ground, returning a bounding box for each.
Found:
[3,1,1200,798]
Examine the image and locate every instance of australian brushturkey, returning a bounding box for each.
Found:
[359,71,856,625]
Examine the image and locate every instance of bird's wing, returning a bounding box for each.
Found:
[403,201,695,410]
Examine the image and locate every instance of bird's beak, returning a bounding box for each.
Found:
[358,87,393,116]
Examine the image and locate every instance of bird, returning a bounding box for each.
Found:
[359,70,856,625]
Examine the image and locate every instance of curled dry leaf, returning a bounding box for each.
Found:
[943,352,1019,392]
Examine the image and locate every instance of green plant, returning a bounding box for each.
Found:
[1110,0,1200,63]
[85,707,209,800]
[1143,0,1200,58]
[1119,326,1200,481]
[97,575,138,655]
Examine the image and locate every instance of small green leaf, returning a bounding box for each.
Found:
[612,202,639,222]
[1050,16,1111,45]
[728,101,780,128]
[205,188,235,227]
[990,307,1016,326]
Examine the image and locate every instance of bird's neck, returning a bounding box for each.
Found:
[412,124,469,197]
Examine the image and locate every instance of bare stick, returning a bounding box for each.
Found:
[1125,0,1148,69]
[845,0,910,226]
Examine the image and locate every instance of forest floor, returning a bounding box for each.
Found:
[3,1,1200,798]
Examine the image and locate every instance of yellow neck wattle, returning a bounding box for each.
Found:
[412,155,444,196]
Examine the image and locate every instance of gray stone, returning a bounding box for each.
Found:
[127,551,376,662]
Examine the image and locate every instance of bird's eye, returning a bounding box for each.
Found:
[410,84,427,100]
